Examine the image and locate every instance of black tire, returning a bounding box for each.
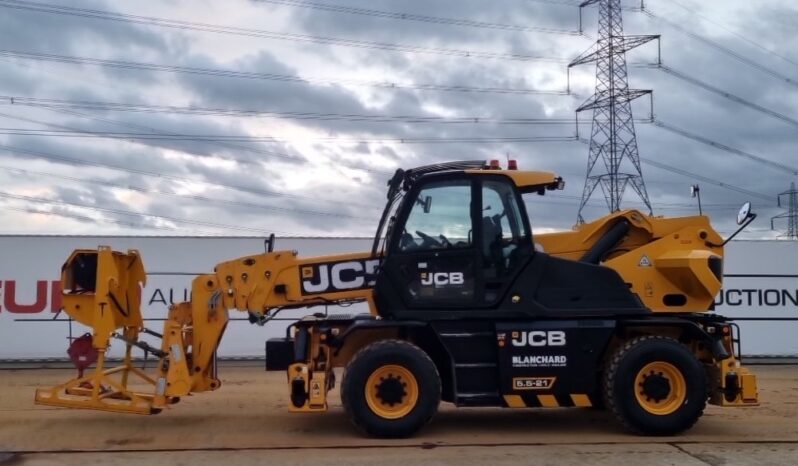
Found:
[603,335,707,436]
[341,339,440,438]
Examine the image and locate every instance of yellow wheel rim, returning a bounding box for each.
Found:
[634,361,687,415]
[365,365,419,419]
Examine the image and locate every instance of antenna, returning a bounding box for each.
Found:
[691,184,702,215]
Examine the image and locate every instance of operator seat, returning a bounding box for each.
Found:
[482,216,504,276]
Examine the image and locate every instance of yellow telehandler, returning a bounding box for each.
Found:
[35,160,759,437]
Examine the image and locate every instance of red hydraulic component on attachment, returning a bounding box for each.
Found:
[67,333,98,378]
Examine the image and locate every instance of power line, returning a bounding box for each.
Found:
[641,7,798,89]
[0,103,694,194]
[1,114,769,208]
[1,205,189,233]
[0,127,579,144]
[0,109,384,207]
[525,0,582,6]
[30,105,300,164]
[1,106,399,182]
[0,108,302,170]
[4,159,711,215]
[12,102,592,172]
[1,115,778,212]
[0,140,768,234]
[3,95,663,130]
[2,95,594,125]
[0,190,315,236]
[640,157,773,202]
[0,143,383,208]
[666,0,798,69]
[548,192,741,211]
[638,63,798,130]
[256,0,582,35]
[653,120,798,176]
[0,165,376,221]
[0,149,717,213]
[6,162,691,218]
[575,137,773,202]
[1,128,713,213]
[0,1,568,63]
[0,49,567,96]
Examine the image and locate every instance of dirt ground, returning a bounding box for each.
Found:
[1,364,797,465]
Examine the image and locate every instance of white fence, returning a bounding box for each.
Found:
[0,236,795,359]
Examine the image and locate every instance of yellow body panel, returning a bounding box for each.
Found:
[213,250,377,316]
[537,210,724,312]
[465,169,560,191]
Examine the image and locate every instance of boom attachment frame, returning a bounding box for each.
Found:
[34,247,223,414]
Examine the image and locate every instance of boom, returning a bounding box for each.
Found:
[35,246,378,413]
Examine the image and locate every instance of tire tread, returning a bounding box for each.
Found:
[341,339,440,438]
[603,335,706,435]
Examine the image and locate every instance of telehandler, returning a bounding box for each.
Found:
[35,160,759,437]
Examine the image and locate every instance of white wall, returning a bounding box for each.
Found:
[0,236,796,358]
[714,240,798,355]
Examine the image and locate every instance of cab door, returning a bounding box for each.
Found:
[478,176,534,305]
[380,176,480,310]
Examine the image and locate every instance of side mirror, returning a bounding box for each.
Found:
[544,177,566,193]
[737,202,752,225]
[423,195,432,214]
[709,201,756,247]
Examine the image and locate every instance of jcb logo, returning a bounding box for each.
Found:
[511,330,566,347]
[420,272,464,286]
[301,259,379,295]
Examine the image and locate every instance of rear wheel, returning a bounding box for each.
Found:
[341,340,440,438]
[604,335,707,435]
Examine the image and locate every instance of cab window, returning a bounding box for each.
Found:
[398,179,472,252]
[481,179,530,279]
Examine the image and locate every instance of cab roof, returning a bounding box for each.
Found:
[386,160,563,199]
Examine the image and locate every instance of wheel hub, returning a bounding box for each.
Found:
[640,372,671,402]
[375,375,407,406]
[633,361,687,416]
[365,364,420,420]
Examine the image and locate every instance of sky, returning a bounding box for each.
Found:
[0,0,796,239]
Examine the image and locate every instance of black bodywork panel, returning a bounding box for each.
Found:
[375,250,647,320]
[265,338,294,371]
[495,320,615,400]
[267,314,723,408]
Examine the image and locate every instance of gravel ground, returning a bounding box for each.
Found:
[1,364,796,465]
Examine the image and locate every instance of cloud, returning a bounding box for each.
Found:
[0,0,795,239]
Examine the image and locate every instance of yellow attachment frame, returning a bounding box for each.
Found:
[59,247,147,350]
[34,247,225,414]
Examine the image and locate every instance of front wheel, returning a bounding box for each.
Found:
[604,335,707,435]
[341,340,440,438]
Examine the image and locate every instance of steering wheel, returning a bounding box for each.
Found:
[415,230,441,247]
